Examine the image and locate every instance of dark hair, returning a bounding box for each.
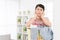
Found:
[35,4,45,11]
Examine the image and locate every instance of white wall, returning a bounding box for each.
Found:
[0,0,19,40]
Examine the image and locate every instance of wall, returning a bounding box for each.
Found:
[0,0,19,40]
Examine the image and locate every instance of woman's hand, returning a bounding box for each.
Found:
[40,13,45,18]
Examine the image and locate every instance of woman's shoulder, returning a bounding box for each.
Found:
[44,17,48,18]
[44,17,49,20]
[26,17,35,24]
[26,17,35,27]
[28,17,35,21]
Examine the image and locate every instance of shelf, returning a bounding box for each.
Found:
[23,31,28,34]
[17,11,29,40]
[17,24,22,27]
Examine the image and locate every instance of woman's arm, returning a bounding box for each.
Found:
[26,18,36,28]
[26,20,31,28]
[25,18,33,28]
[41,17,51,27]
[41,14,51,27]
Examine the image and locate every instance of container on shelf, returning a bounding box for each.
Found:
[17,16,22,24]
[17,33,22,40]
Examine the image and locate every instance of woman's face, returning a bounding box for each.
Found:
[35,7,44,17]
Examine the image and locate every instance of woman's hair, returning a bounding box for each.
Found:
[35,4,45,11]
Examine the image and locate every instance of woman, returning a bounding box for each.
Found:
[26,4,53,40]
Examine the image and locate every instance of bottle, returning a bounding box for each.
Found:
[37,30,44,40]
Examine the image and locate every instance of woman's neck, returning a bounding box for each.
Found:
[36,16,42,20]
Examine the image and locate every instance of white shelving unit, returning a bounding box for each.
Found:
[17,10,31,40]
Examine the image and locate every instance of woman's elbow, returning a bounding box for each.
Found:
[47,23,52,27]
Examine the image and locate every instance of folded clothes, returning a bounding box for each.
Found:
[30,25,53,40]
